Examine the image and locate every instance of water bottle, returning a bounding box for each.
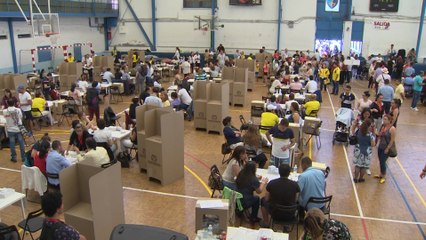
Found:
[207,224,213,237]
[293,164,298,173]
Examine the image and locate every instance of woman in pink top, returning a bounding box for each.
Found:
[263,61,270,84]
[290,77,303,92]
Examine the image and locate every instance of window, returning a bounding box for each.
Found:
[111,0,118,10]
[183,0,217,8]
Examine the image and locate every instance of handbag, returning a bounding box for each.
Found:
[387,142,397,157]
[8,109,28,136]
[349,129,358,145]
[324,78,330,85]
[221,142,232,155]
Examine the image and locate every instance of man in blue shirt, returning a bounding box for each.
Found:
[46,140,71,187]
[298,157,325,213]
[195,68,207,81]
[411,71,425,111]
[378,79,394,114]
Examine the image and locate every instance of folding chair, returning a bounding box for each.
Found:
[30,108,49,130]
[305,195,333,219]
[110,84,124,104]
[104,106,122,127]
[18,209,44,240]
[308,109,319,117]
[221,142,232,165]
[303,120,322,149]
[270,204,299,239]
[0,224,20,240]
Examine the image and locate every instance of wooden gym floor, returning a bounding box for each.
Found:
[0,77,425,240]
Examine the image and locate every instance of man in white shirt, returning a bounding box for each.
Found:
[180,58,191,76]
[102,68,114,84]
[387,44,396,57]
[144,87,163,107]
[376,68,391,90]
[177,84,193,120]
[305,76,318,94]
[3,99,26,162]
[83,54,94,78]
[17,85,33,133]
[93,119,116,152]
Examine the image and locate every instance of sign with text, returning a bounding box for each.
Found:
[373,21,390,30]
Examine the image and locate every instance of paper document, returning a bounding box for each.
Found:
[198,199,224,208]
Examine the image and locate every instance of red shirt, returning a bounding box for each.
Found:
[34,153,47,175]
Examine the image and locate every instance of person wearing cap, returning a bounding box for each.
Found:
[17,85,33,134]
[378,79,394,114]
[266,118,295,167]
[375,67,391,94]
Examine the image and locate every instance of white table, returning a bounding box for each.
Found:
[0,191,26,220]
[167,85,178,92]
[257,168,299,183]
[89,127,131,153]
[226,226,289,240]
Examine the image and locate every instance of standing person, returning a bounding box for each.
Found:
[173,47,181,60]
[331,62,341,95]
[410,71,425,111]
[46,140,71,188]
[266,118,296,167]
[368,60,376,89]
[3,99,26,162]
[390,99,401,128]
[378,79,394,114]
[394,78,406,104]
[352,119,375,183]
[17,85,33,135]
[236,161,268,223]
[40,191,87,240]
[318,63,330,92]
[355,91,372,114]
[179,57,191,77]
[222,146,247,190]
[260,164,300,228]
[375,68,391,94]
[376,114,396,184]
[86,81,100,121]
[263,61,270,85]
[83,54,93,79]
[339,85,355,109]
[302,208,351,240]
[135,63,147,94]
[370,93,384,134]
[242,125,267,168]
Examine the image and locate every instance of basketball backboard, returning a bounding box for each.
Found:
[32,13,60,37]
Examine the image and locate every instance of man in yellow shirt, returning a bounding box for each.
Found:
[32,92,55,125]
[331,62,341,95]
[394,78,405,103]
[319,63,330,91]
[304,94,321,116]
[66,53,75,62]
[260,106,279,134]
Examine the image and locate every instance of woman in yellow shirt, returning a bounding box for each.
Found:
[331,63,341,95]
[32,92,55,126]
[319,63,330,91]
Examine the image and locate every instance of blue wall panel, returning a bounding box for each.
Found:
[315,0,352,40]
[351,21,364,42]
[37,46,52,62]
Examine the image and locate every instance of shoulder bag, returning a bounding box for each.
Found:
[8,109,28,136]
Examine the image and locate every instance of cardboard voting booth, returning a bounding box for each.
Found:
[193,81,209,130]
[206,82,230,134]
[136,104,160,171]
[60,161,125,240]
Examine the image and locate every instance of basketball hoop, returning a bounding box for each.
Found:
[202,27,209,32]
[45,32,59,44]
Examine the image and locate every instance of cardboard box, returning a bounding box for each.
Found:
[195,199,229,234]
[221,67,235,80]
[251,100,265,118]
[194,99,207,120]
[235,68,248,83]
[60,161,124,240]
[145,108,184,185]
[232,82,246,97]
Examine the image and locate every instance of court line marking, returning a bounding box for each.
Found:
[331,213,426,226]
[184,165,212,196]
[123,186,200,200]
[351,86,426,208]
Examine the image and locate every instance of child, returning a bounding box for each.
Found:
[171,91,180,109]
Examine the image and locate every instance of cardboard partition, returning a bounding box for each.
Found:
[235,59,245,68]
[207,120,222,134]
[193,81,209,100]
[13,75,27,90]
[234,68,248,83]
[58,62,68,75]
[232,95,246,106]
[135,104,160,130]
[206,102,223,122]
[194,118,207,129]
[232,82,246,97]
[221,67,235,80]
[246,60,256,72]
[137,131,147,170]
[207,82,230,103]
[102,56,114,69]
[93,56,103,67]
[289,123,301,147]
[0,75,4,89]
[194,99,207,119]
[195,199,229,234]
[3,74,15,90]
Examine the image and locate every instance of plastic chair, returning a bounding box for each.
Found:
[308,109,319,117]
[305,195,333,219]
[18,209,44,240]
[0,224,20,240]
[30,108,48,130]
[269,204,299,238]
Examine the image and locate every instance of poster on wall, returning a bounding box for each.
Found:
[325,0,340,12]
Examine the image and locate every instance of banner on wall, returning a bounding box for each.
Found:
[325,0,340,12]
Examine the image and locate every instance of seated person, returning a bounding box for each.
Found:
[46,141,71,188]
[77,112,96,130]
[222,146,247,190]
[170,92,181,109]
[260,106,279,136]
[93,119,117,153]
[144,87,163,107]
[266,118,295,167]
[266,95,284,117]
[195,68,208,81]
[177,84,193,120]
[77,137,109,166]
[1,88,18,108]
[139,87,151,105]
[222,116,243,149]
[290,77,303,92]
[285,93,299,113]
[236,161,268,223]
[302,208,351,240]
[33,139,51,175]
[122,126,138,149]
[66,124,92,154]
[298,157,326,213]
[288,102,302,125]
[160,91,170,107]
[129,97,139,123]
[305,75,318,94]
[40,191,87,240]
[304,94,321,116]
[242,125,267,168]
[68,83,82,106]
[32,92,56,126]
[269,76,282,94]
[260,164,300,227]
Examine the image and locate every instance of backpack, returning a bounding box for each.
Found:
[116,152,131,168]
[208,165,223,191]
[138,64,148,77]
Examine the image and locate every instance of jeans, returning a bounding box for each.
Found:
[8,131,26,161]
[222,180,236,191]
[378,147,389,175]
[88,106,100,122]
[319,77,327,91]
[332,80,339,95]
[383,101,391,114]
[136,76,146,94]
[411,90,421,108]
[243,195,260,219]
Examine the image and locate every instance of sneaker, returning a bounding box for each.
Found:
[413,107,419,112]
[366,169,371,175]
[10,158,17,163]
